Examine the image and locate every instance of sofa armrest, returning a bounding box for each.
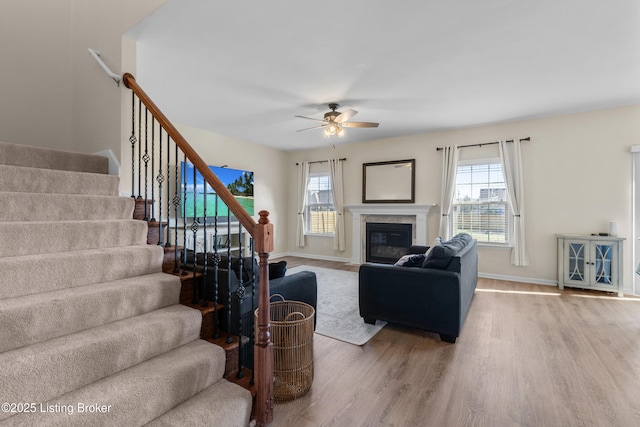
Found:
[269,271,317,310]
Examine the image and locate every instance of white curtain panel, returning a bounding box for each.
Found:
[296,161,309,247]
[499,139,529,266]
[439,145,459,240]
[329,158,346,251]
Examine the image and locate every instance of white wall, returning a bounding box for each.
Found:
[0,0,168,157]
[287,105,640,291]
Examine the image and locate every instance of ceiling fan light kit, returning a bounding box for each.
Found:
[324,123,344,138]
[295,103,379,138]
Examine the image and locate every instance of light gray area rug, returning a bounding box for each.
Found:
[287,265,387,345]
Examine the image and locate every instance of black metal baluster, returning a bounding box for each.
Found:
[190,163,199,304]
[173,143,181,273]
[129,92,137,199]
[143,109,150,220]
[201,187,209,308]
[250,237,256,385]
[236,221,245,379]
[156,125,164,246]
[150,117,156,222]
[213,194,220,339]
[137,99,142,200]
[166,133,172,248]
[181,153,188,276]
[226,214,233,344]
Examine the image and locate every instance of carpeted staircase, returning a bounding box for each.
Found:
[0,141,252,426]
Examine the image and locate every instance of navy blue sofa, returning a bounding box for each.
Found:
[359,235,478,343]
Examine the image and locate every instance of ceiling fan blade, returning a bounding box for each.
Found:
[335,109,357,123]
[341,121,379,128]
[296,124,326,132]
[294,115,326,123]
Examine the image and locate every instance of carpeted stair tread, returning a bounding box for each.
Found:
[0,164,119,196]
[0,304,205,421]
[0,141,108,174]
[0,245,164,300]
[2,339,227,426]
[0,192,134,222]
[0,272,182,353]
[0,219,149,258]
[145,379,252,427]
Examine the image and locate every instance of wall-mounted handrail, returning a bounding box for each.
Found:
[88,48,121,86]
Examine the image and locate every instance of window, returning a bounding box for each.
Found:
[305,173,336,235]
[453,160,510,244]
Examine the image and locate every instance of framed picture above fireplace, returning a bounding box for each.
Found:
[362,159,415,203]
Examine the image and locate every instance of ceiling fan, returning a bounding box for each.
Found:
[295,103,379,137]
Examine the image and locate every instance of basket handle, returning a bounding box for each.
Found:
[284,312,305,321]
[270,293,285,302]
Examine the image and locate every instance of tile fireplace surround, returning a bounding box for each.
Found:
[345,204,437,264]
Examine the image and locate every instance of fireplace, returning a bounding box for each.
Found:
[345,204,435,264]
[366,222,413,264]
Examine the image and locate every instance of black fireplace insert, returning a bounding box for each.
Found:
[365,222,412,264]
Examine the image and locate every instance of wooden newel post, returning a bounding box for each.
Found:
[254,210,274,426]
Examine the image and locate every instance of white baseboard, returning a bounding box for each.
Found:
[94,149,120,176]
[276,251,352,264]
[479,273,635,295]
[478,272,557,286]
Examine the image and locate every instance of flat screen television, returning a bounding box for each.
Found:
[181,161,254,221]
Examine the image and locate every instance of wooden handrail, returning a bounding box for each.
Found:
[123,72,274,425]
[122,73,257,236]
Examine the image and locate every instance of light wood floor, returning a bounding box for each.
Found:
[270,256,640,427]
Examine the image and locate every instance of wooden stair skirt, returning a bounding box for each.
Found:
[137,199,253,391]
[133,199,170,242]
[176,273,252,382]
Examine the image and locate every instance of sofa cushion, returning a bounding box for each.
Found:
[422,233,471,269]
[394,253,426,267]
[228,256,258,282]
[421,245,453,269]
[269,260,287,279]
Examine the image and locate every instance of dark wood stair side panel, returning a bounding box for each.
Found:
[146,221,168,245]
[161,246,183,273]
[176,273,255,386]
[174,262,257,412]
[207,335,251,380]
[133,199,153,221]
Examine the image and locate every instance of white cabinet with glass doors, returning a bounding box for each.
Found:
[556,234,624,297]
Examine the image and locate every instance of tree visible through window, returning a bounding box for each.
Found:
[453,161,509,244]
[305,174,336,235]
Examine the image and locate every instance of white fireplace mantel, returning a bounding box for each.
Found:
[345,204,437,264]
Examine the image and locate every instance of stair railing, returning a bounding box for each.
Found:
[123,73,274,426]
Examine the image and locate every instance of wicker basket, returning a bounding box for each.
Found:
[255,296,315,401]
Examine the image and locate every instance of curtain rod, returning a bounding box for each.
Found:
[296,158,346,165]
[436,137,530,151]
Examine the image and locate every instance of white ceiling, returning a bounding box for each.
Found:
[127,0,640,151]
